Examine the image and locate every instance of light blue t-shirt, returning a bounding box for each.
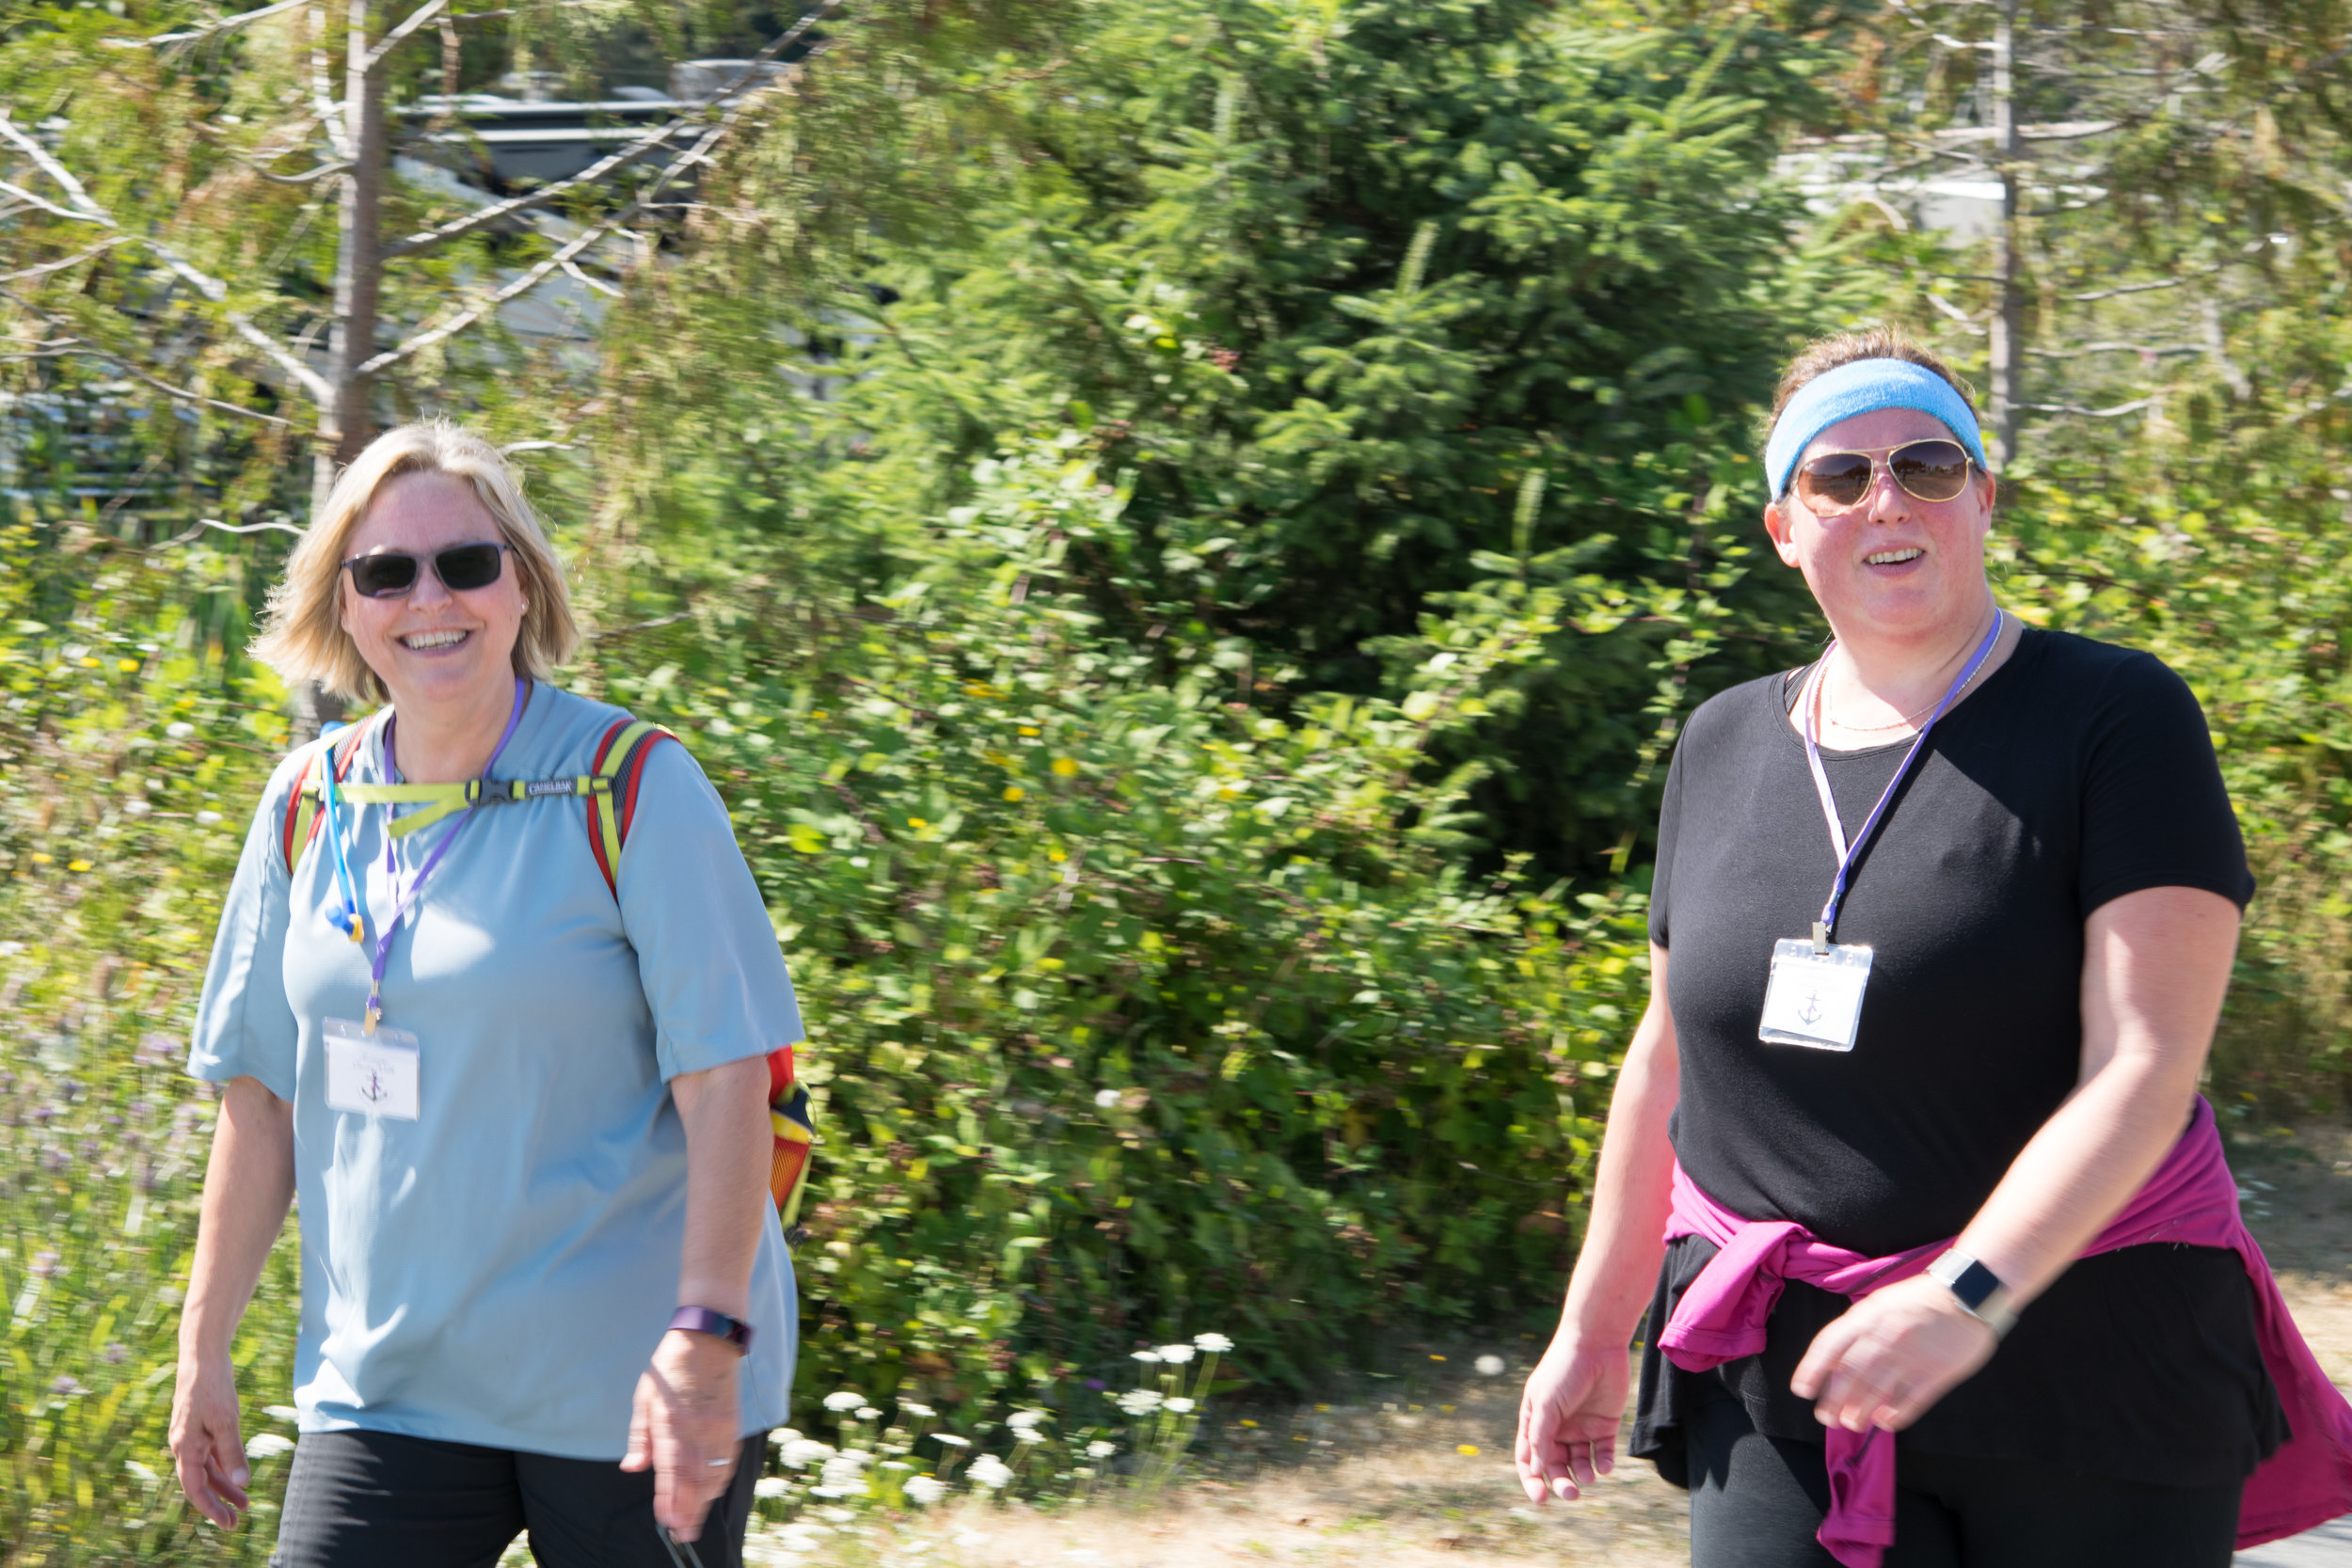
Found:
[188,682,802,1460]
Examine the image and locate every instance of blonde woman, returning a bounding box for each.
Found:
[168,422,802,1567]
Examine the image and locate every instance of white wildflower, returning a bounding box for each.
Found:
[1155,1343,1195,1364]
[264,1405,299,1423]
[779,1438,835,1469]
[900,1401,936,1418]
[1193,1332,1234,1354]
[195,810,224,826]
[1474,1354,1506,1377]
[1093,1088,1121,1109]
[1116,1389,1164,1417]
[1006,1409,1049,1431]
[905,1475,948,1506]
[1013,1427,1046,1444]
[1086,1440,1118,1459]
[855,1406,882,1421]
[754,1477,790,1498]
[123,1459,159,1484]
[1131,1349,1162,1364]
[933,1433,970,1447]
[244,1433,295,1460]
[1164,1397,1195,1415]
[822,1389,866,1413]
[969,1453,1014,1491]
[770,1428,802,1448]
[165,721,195,740]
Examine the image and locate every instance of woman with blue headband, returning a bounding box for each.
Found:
[1514,330,2352,1566]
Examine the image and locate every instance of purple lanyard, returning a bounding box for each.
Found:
[1798,610,2003,946]
[362,678,527,1032]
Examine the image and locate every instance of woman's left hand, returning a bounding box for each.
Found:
[622,1329,744,1541]
[1790,1275,1998,1433]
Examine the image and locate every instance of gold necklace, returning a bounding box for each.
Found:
[1820,611,1999,735]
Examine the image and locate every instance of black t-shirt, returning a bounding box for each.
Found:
[1630,627,2283,1488]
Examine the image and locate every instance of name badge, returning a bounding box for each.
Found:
[1758,939,1873,1052]
[324,1017,421,1119]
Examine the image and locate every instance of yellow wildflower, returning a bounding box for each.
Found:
[1003,786,1025,802]
[1051,757,1079,777]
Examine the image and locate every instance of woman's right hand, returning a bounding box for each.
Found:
[1515,1335,1629,1504]
[169,1354,251,1529]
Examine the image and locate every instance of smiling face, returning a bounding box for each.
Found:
[1763,406,1998,649]
[337,469,527,715]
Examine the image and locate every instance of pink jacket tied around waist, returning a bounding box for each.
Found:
[1659,1097,2352,1568]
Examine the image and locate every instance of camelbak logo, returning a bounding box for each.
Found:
[525,779,576,798]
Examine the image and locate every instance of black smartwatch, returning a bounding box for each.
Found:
[668,1306,754,1354]
[1926,1251,2018,1339]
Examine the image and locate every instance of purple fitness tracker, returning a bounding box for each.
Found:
[668,1306,754,1354]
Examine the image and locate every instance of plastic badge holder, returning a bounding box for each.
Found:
[1758,938,1874,1052]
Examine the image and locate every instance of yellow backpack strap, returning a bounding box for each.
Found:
[584,718,676,896]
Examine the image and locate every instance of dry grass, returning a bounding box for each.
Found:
[764,1119,2352,1568]
[788,1364,1689,1568]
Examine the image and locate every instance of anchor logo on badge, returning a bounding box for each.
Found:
[361,1069,389,1104]
[1798,989,1824,1027]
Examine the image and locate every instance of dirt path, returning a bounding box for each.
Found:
[760,1120,2352,1568]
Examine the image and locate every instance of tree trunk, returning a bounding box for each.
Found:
[326,0,386,469]
[1986,0,2024,467]
[298,0,386,744]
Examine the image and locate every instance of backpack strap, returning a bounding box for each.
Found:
[585,718,678,896]
[281,723,369,876]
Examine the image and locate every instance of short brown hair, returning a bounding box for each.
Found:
[251,421,581,704]
[1769,327,1979,425]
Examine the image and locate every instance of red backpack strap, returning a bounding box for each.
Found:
[584,717,679,897]
[280,724,367,875]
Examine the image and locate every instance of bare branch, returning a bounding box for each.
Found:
[0,115,108,218]
[1925,292,1988,335]
[252,158,351,184]
[499,439,580,453]
[2015,397,2156,418]
[2026,341,2204,359]
[0,111,330,403]
[360,210,631,373]
[380,0,839,261]
[107,0,307,49]
[152,517,310,548]
[380,124,684,260]
[560,257,620,297]
[0,180,109,224]
[0,292,298,426]
[362,0,450,71]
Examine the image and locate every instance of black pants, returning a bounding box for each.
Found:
[270,1428,768,1568]
[1686,1397,2243,1568]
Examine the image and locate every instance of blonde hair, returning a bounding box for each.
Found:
[252,421,581,703]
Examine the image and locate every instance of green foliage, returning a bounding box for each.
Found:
[582,441,1649,1402]
[597,0,1870,877]
[0,519,300,1562]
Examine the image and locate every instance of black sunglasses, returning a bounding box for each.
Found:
[1790,440,1976,513]
[341,542,512,599]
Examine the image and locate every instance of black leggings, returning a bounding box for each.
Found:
[270,1427,768,1568]
[1685,1397,2243,1568]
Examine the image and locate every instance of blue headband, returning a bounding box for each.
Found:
[1763,358,1989,499]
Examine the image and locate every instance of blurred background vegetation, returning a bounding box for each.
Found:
[2,0,2349,1558]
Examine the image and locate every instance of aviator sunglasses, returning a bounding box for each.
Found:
[1788,439,1976,513]
[341,541,512,599]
